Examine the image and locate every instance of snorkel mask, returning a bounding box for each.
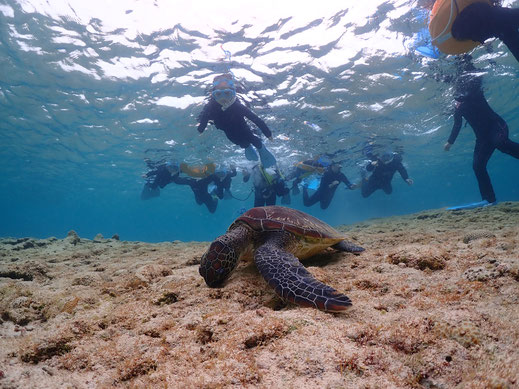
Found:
[215,168,227,180]
[212,74,236,109]
[165,160,179,174]
[316,156,331,168]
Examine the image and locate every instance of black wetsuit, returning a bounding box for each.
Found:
[361,155,409,198]
[303,167,353,210]
[447,86,519,203]
[197,99,272,149]
[452,3,519,62]
[171,174,219,213]
[147,165,174,189]
[141,165,174,200]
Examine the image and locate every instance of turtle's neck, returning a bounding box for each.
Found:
[225,223,255,260]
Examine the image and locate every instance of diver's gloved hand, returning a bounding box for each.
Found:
[328,180,340,188]
[406,178,414,186]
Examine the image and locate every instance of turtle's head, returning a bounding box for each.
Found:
[199,238,239,287]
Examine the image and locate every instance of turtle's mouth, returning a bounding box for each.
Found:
[199,250,231,287]
[199,265,227,288]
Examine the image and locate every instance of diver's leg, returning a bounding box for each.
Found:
[473,140,497,203]
[497,138,519,159]
[193,192,204,205]
[303,188,320,207]
[201,193,218,213]
[495,123,519,158]
[254,191,265,207]
[319,190,334,210]
[265,192,276,206]
[498,139,519,159]
[361,178,377,198]
[382,182,393,195]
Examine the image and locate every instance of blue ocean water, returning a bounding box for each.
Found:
[0,0,518,242]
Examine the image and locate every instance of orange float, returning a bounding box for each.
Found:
[180,162,216,178]
[429,0,492,55]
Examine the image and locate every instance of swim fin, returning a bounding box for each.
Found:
[447,200,497,211]
[140,183,160,200]
[257,144,276,168]
[245,145,259,161]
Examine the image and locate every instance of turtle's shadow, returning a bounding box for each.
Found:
[301,250,347,268]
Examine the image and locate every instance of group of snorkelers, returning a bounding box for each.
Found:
[141,149,413,213]
[141,0,518,213]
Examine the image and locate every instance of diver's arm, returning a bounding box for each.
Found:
[396,162,409,181]
[242,106,273,139]
[447,108,463,147]
[339,173,354,189]
[197,104,211,134]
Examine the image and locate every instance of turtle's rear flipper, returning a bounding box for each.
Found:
[255,240,351,312]
[333,240,365,254]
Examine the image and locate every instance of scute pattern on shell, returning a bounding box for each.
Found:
[233,206,343,241]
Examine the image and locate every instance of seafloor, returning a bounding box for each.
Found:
[1,202,518,388]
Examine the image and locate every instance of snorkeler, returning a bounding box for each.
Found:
[171,173,219,214]
[243,164,290,207]
[451,2,519,63]
[212,165,237,200]
[140,160,179,200]
[197,73,277,167]
[303,163,356,210]
[360,151,413,198]
[444,73,519,207]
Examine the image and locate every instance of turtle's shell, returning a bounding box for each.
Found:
[231,206,344,244]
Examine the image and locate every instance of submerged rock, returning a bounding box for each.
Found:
[65,230,80,245]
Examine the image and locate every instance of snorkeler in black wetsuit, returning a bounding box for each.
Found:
[244,164,290,207]
[451,3,519,63]
[171,174,219,214]
[361,152,413,198]
[444,75,519,204]
[303,163,355,210]
[197,73,277,167]
[213,165,237,200]
[140,161,179,200]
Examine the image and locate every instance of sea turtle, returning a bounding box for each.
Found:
[199,206,364,312]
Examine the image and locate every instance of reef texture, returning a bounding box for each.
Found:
[1,202,519,388]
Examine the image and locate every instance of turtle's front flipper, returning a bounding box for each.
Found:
[332,240,365,254]
[254,239,352,312]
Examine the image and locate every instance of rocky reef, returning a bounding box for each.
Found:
[1,202,518,388]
